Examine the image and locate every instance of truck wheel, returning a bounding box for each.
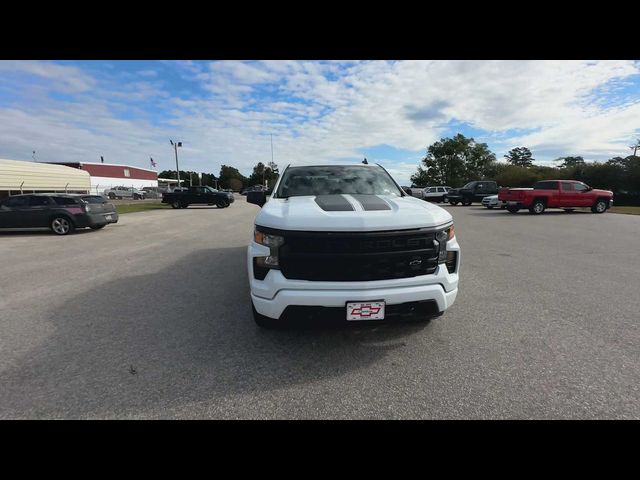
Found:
[50,216,75,235]
[506,206,519,213]
[171,200,181,209]
[442,195,448,203]
[449,200,459,206]
[216,200,228,208]
[108,192,116,200]
[529,200,545,214]
[462,198,472,206]
[591,199,607,213]
[252,303,279,329]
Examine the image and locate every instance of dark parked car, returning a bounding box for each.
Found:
[447,180,498,206]
[0,194,118,235]
[161,186,235,209]
[241,185,265,196]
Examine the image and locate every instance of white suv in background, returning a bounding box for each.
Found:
[245,164,460,328]
[422,186,451,203]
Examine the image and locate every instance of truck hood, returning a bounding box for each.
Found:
[255,194,452,232]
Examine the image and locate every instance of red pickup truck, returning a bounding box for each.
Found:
[498,180,613,214]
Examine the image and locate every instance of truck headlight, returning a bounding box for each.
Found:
[253,228,284,279]
[436,225,454,262]
[254,229,285,248]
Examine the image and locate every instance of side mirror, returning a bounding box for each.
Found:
[247,190,267,207]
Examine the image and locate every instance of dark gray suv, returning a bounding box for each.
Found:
[0,194,118,235]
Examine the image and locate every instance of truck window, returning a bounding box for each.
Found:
[534,181,559,190]
[275,165,403,198]
[561,182,573,191]
[574,183,588,192]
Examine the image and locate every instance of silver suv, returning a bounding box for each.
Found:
[103,186,146,200]
[422,186,451,203]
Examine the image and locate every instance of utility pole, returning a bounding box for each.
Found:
[630,138,640,157]
[170,140,182,187]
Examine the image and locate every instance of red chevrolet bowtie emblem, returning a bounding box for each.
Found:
[351,306,381,317]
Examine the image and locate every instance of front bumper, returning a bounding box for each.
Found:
[247,236,460,320]
[483,198,503,207]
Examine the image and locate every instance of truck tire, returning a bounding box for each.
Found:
[449,200,459,205]
[108,192,116,200]
[506,206,519,213]
[442,195,448,203]
[462,198,472,206]
[252,303,279,329]
[216,200,228,208]
[591,199,608,213]
[171,200,181,209]
[529,199,546,214]
[50,216,75,235]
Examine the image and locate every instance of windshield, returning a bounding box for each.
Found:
[275,165,403,198]
[462,182,475,189]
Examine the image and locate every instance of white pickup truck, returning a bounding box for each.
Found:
[246,164,460,328]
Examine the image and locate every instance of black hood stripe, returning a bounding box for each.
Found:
[350,194,392,211]
[314,195,355,211]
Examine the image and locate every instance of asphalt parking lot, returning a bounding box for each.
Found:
[1,200,639,419]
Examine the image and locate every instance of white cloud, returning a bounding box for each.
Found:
[0,60,95,93]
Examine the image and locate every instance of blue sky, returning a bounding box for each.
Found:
[0,60,639,184]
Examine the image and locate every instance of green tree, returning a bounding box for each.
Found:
[218,165,248,190]
[248,161,279,188]
[555,156,585,168]
[504,147,534,167]
[412,134,496,187]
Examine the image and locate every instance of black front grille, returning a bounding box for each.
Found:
[278,229,440,281]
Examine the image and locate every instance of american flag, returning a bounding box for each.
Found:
[150,157,157,168]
